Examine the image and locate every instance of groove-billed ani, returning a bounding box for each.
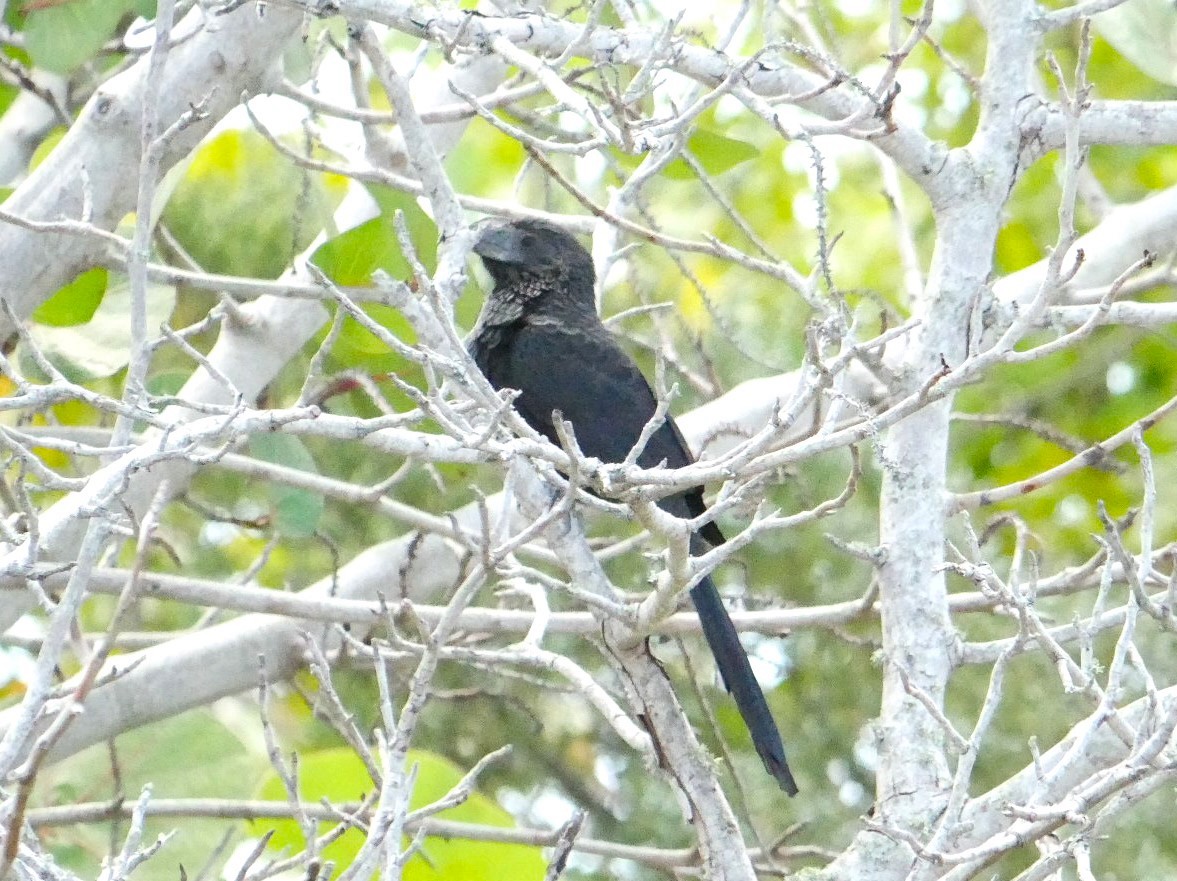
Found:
[468,218,797,795]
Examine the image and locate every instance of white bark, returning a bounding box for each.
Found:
[3,0,1177,877]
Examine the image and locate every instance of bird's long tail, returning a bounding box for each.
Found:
[688,575,798,795]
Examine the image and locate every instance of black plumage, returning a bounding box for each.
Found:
[468,218,797,795]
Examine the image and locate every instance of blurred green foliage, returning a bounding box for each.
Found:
[255,748,546,880]
[5,0,1177,878]
[163,129,347,279]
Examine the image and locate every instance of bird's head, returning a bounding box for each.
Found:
[473,219,596,297]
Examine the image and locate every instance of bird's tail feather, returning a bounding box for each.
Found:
[688,576,798,795]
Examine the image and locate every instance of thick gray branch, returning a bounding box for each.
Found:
[0,3,302,336]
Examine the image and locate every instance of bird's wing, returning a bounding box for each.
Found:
[501,320,694,469]
[477,317,725,546]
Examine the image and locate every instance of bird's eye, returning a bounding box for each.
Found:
[521,234,537,248]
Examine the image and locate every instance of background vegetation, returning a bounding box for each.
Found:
[1,0,1176,878]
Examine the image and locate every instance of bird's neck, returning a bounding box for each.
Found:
[483,278,596,327]
[525,276,598,322]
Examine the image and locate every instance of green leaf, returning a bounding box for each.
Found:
[27,275,176,380]
[1095,0,1177,85]
[367,186,439,274]
[0,81,15,119]
[310,188,435,372]
[302,216,422,369]
[255,748,545,880]
[33,267,107,327]
[667,129,761,180]
[146,370,189,398]
[612,129,760,181]
[24,0,136,74]
[312,215,402,286]
[336,302,417,361]
[248,434,324,538]
[445,118,526,195]
[313,187,438,285]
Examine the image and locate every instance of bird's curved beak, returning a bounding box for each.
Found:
[472,224,523,265]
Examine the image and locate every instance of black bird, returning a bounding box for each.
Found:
[468,218,797,795]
